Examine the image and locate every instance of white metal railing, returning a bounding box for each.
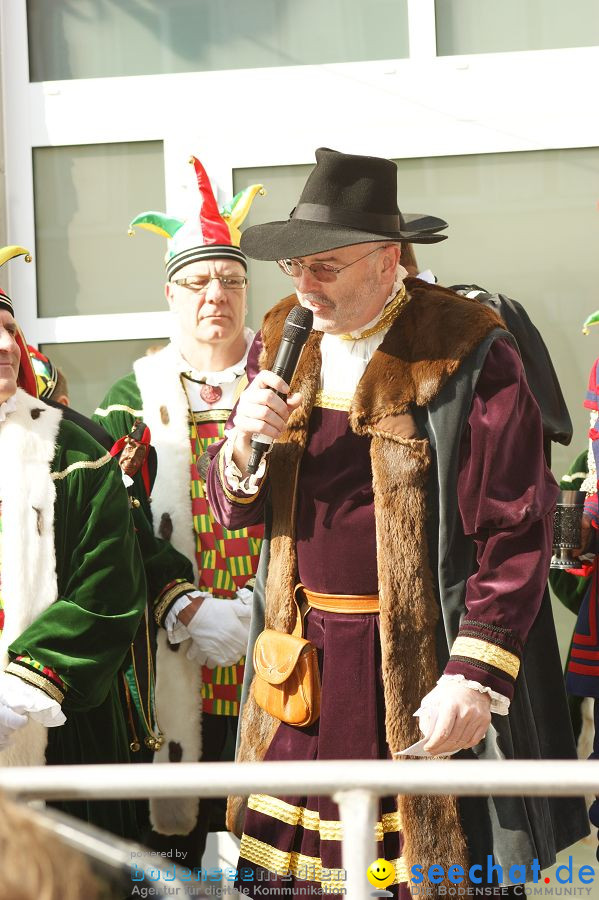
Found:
[1,758,596,898]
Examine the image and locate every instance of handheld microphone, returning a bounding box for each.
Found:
[246,305,313,475]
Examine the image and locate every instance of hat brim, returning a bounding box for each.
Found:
[240,214,447,261]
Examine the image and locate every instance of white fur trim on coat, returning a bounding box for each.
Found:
[0,389,62,768]
[134,346,203,834]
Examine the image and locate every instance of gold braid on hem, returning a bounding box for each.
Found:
[247,793,401,841]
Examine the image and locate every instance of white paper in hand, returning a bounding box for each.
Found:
[393,706,457,758]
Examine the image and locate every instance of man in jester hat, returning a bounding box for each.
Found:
[28,345,70,406]
[94,156,266,857]
[0,245,146,836]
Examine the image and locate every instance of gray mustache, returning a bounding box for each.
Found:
[302,294,335,308]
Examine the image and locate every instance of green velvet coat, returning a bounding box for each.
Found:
[0,389,146,837]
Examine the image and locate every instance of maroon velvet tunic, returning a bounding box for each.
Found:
[206,335,556,898]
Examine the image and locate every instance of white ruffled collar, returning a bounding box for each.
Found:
[0,394,17,424]
[173,327,254,387]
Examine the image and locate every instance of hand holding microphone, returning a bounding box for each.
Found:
[233,306,313,475]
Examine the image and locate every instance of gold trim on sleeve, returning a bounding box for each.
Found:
[5,663,65,704]
[51,453,112,481]
[154,581,196,626]
[93,404,143,418]
[451,636,520,680]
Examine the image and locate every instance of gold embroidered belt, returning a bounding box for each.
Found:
[296,584,379,614]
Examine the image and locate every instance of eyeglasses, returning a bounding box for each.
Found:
[277,245,389,283]
[171,275,248,292]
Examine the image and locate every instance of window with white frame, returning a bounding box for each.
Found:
[435,0,599,55]
[33,141,166,317]
[2,0,598,448]
[26,0,409,81]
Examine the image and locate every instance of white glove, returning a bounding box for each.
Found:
[416,679,492,755]
[0,701,28,750]
[185,593,252,668]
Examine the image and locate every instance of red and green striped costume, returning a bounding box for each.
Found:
[94,348,264,723]
[189,412,262,715]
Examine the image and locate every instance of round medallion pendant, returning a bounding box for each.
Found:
[199,384,223,405]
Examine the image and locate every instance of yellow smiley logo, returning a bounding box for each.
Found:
[366,858,395,888]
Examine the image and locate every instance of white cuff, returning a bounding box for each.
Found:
[0,673,66,726]
[165,592,207,644]
[223,434,267,495]
[438,674,510,715]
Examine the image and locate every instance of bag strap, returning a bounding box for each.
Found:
[292,584,310,638]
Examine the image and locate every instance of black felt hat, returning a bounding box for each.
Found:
[240,148,448,261]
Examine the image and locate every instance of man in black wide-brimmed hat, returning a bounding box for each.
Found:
[206,148,588,898]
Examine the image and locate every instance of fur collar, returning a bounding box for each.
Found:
[135,344,198,578]
[259,278,503,433]
[133,347,203,834]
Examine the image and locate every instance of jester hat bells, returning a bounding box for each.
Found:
[240,147,448,261]
[128,155,265,281]
[0,245,37,398]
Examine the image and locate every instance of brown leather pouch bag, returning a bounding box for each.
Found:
[252,601,321,727]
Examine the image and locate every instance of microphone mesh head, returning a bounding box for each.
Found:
[283,306,313,343]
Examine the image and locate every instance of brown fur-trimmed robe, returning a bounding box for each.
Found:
[226,280,508,889]
[222,278,588,893]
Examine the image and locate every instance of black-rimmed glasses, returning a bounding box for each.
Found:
[171,275,248,292]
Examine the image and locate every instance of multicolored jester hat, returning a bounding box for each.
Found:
[0,245,37,397]
[128,155,265,281]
